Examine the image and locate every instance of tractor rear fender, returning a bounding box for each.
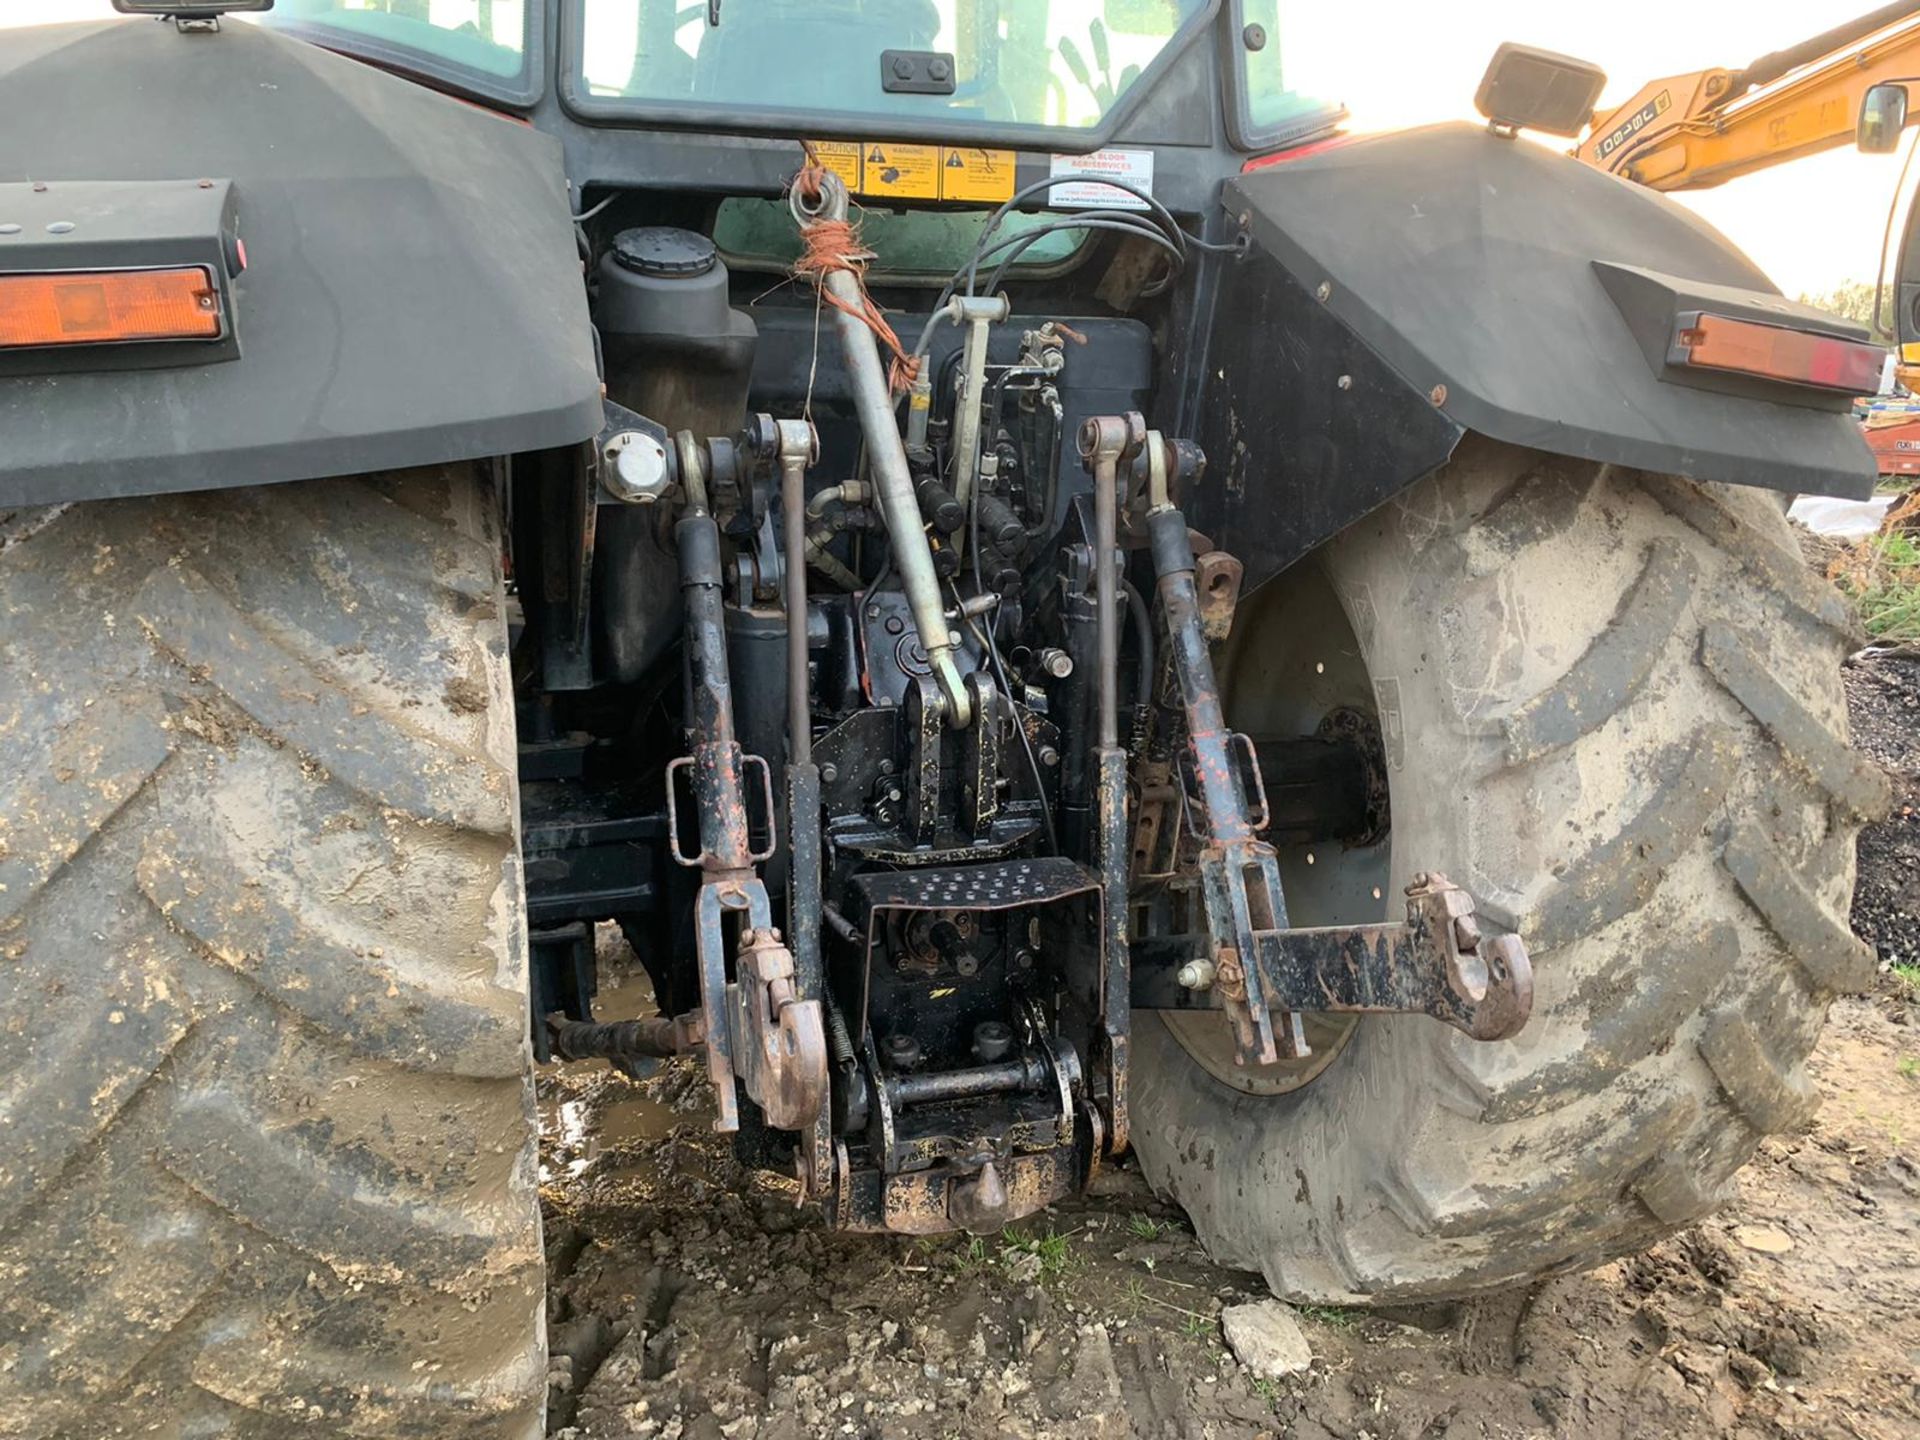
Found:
[0,20,601,508]
[1189,122,1874,593]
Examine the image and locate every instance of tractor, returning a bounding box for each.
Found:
[0,3,1885,1434]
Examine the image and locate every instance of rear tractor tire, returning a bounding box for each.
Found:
[0,467,543,1437]
[1130,439,1883,1301]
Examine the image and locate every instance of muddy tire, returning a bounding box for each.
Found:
[1131,439,1885,1302]
[0,469,543,1436]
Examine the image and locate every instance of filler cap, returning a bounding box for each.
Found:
[611,227,718,279]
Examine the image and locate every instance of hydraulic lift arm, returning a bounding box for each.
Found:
[1576,1,1920,191]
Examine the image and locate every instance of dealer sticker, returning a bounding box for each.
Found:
[1048,148,1153,210]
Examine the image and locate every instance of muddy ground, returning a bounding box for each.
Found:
[539,652,1920,1440]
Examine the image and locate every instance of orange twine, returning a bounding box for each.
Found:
[790,157,921,394]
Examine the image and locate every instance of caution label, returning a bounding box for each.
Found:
[809,140,865,192]
[938,146,1016,202]
[808,139,1018,204]
[862,142,941,199]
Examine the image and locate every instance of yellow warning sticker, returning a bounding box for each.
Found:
[808,140,864,192]
[861,141,941,200]
[938,146,1016,202]
[810,139,1017,204]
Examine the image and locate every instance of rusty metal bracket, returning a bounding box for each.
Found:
[665,751,777,868]
[1078,413,1146,1149]
[1128,756,1181,885]
[682,877,831,1138]
[1133,873,1533,1043]
[670,452,826,1136]
[1142,468,1305,1066]
[728,926,830,1133]
[1193,549,1242,642]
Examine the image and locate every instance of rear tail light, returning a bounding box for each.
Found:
[0,266,222,349]
[1672,313,1885,397]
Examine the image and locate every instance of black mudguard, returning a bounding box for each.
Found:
[0,21,601,507]
[1190,122,1874,592]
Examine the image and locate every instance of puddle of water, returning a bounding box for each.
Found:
[545,1088,687,1183]
[539,925,713,1185]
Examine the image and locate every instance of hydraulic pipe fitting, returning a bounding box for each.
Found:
[947,292,1012,526]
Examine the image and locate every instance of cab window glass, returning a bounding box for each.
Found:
[265,0,527,79]
[576,0,1206,130]
[1239,0,1341,134]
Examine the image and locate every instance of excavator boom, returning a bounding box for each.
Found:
[1577,0,1920,191]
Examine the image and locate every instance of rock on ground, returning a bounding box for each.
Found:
[1220,1299,1313,1378]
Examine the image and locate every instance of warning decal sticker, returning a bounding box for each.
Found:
[808,140,1017,204]
[809,140,865,192]
[862,142,942,199]
[938,147,1016,202]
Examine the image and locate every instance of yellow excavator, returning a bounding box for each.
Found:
[1569,2,1920,466]
[1574,0,1920,191]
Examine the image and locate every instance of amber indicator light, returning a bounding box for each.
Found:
[1675,313,1884,395]
[0,266,221,348]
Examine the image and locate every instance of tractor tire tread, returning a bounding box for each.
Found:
[1132,442,1868,1301]
[0,467,542,1440]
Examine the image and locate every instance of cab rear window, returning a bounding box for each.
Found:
[261,1,531,90]
[714,199,1086,284]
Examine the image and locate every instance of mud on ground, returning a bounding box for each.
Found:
[540,655,1920,1440]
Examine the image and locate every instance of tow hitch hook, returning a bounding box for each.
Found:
[1133,430,1533,1062]
[1134,871,1534,1054]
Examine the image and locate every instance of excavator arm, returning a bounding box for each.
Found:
[1576,0,1920,191]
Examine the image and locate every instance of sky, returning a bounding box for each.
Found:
[3,1,1900,299]
[1278,0,1901,301]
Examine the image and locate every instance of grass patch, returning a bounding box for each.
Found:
[943,1225,1080,1285]
[953,1235,995,1274]
[1293,1302,1362,1330]
[1898,1055,1918,1080]
[1828,504,1920,642]
[1000,1226,1074,1280]
[1127,1214,1168,1241]
[1891,963,1920,1001]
